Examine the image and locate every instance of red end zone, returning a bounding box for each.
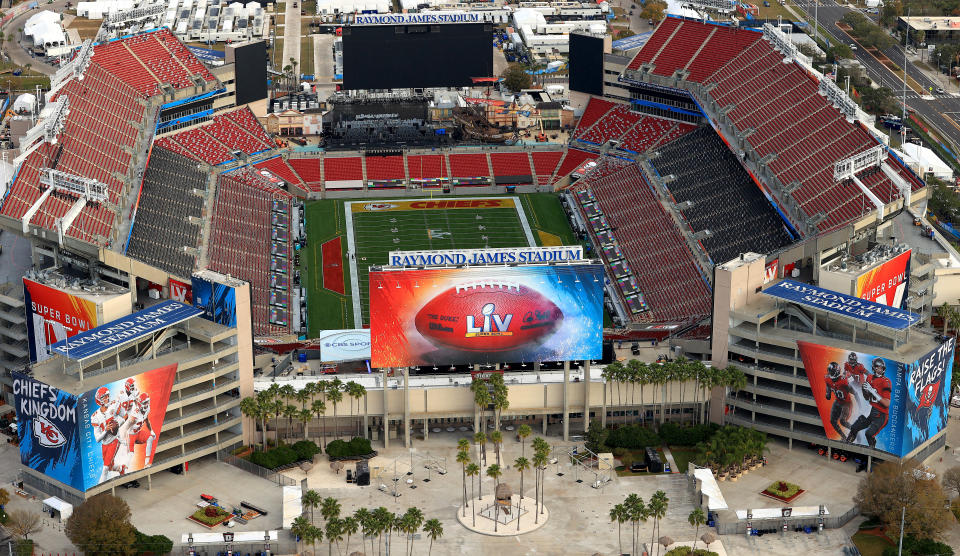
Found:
[322,237,345,295]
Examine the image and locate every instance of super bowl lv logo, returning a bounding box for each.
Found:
[466,303,513,338]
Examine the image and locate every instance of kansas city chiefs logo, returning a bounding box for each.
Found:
[364,203,397,211]
[33,415,66,448]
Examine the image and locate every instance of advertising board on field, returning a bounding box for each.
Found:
[13,363,178,490]
[388,246,584,267]
[797,336,954,457]
[369,264,604,367]
[23,277,100,362]
[318,329,371,362]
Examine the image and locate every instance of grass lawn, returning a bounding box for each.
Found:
[0,60,50,91]
[615,447,669,477]
[300,36,314,76]
[851,531,894,556]
[667,446,697,473]
[189,507,231,527]
[303,199,353,335]
[762,480,804,501]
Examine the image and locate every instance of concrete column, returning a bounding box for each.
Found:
[382,368,390,449]
[424,417,428,441]
[403,367,411,448]
[583,360,591,432]
[562,360,570,442]
[147,473,152,491]
[601,382,607,428]
[363,394,369,440]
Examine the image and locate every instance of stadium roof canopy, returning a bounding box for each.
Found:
[49,300,204,360]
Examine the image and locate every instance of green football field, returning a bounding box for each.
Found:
[302,193,580,335]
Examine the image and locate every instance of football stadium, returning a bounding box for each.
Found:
[0,11,956,544]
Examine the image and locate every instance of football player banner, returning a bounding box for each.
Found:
[12,364,177,491]
[798,339,954,457]
[369,264,604,367]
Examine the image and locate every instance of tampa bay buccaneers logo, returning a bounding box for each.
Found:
[917,382,940,409]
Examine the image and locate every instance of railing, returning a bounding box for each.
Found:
[217,448,299,487]
[714,505,859,535]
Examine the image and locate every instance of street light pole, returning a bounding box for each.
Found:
[897,505,905,556]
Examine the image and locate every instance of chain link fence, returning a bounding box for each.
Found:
[217,449,299,487]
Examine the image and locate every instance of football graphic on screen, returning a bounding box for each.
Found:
[414,281,563,352]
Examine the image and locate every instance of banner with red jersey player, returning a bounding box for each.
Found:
[798,338,954,457]
[11,363,177,491]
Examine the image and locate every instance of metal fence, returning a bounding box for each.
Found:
[177,539,299,555]
[714,505,860,536]
[218,449,299,487]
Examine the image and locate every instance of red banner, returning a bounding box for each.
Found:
[169,278,192,303]
[856,250,911,308]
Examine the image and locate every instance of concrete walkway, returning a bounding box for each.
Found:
[662,444,680,473]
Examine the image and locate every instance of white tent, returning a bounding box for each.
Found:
[24,11,65,49]
[897,143,953,181]
[42,497,73,521]
[13,93,36,113]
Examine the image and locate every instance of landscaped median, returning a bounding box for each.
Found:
[761,480,805,503]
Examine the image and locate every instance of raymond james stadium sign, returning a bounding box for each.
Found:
[353,13,482,25]
[388,246,584,267]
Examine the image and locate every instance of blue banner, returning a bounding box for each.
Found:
[192,275,238,327]
[902,337,955,455]
[49,301,204,360]
[763,279,920,330]
[12,374,85,490]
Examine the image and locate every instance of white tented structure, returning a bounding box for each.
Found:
[24,11,68,55]
[897,143,953,181]
[41,497,74,521]
[316,0,391,21]
[12,93,37,114]
[162,0,267,42]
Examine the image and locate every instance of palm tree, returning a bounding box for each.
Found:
[327,380,344,439]
[688,507,706,552]
[486,464,502,532]
[298,408,313,439]
[283,404,298,441]
[302,489,322,524]
[531,451,547,524]
[949,308,960,343]
[724,365,748,425]
[626,494,647,556]
[290,515,312,555]
[938,302,952,334]
[514,456,530,531]
[240,396,264,450]
[306,524,323,556]
[371,506,391,556]
[269,397,284,445]
[403,507,424,556]
[456,447,471,516]
[532,437,550,517]
[473,431,487,468]
[325,517,342,556]
[627,359,647,423]
[341,515,359,556]
[649,490,669,556]
[610,503,629,556]
[312,398,328,449]
[517,424,532,457]
[347,381,367,437]
[295,387,311,410]
[490,430,503,466]
[471,379,492,435]
[465,462,480,527]
[489,373,509,430]
[320,497,341,523]
[423,518,443,556]
[355,507,374,556]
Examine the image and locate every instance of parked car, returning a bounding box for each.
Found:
[849,43,858,50]
[936,86,945,94]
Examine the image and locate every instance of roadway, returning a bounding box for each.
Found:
[280,0,302,74]
[793,0,960,154]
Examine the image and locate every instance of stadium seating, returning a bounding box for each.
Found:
[554,149,598,180]
[157,129,233,165]
[288,158,323,191]
[651,127,794,264]
[449,153,491,180]
[126,147,206,277]
[579,104,644,145]
[157,108,274,164]
[620,118,695,153]
[406,154,447,180]
[581,162,713,323]
[323,156,364,182]
[208,168,293,336]
[365,156,406,181]
[254,157,306,189]
[490,152,533,179]
[530,150,564,185]
[573,98,616,138]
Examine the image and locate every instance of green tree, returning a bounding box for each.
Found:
[648,490,669,556]
[517,423,532,457]
[490,429,503,466]
[688,507,707,551]
[283,404,298,441]
[423,518,443,556]
[327,380,344,439]
[290,516,313,554]
[320,497,341,523]
[347,381,367,437]
[625,493,647,556]
[65,494,135,554]
[515,456,531,531]
[639,0,667,23]
[325,517,342,556]
[489,373,510,430]
[312,398,328,449]
[937,303,952,335]
[0,488,9,509]
[880,0,903,27]
[240,395,266,450]
[610,503,629,556]
[501,63,532,92]
[473,430,487,467]
[302,489,322,523]
[8,510,41,542]
[585,420,609,453]
[402,507,424,556]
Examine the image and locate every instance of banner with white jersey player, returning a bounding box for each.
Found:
[79,363,177,488]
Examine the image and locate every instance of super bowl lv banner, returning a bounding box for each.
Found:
[856,250,911,308]
[23,278,99,362]
[798,338,954,457]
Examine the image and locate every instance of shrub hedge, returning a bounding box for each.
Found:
[326,437,375,460]
[882,536,954,556]
[605,423,719,450]
[665,547,719,556]
[134,530,174,555]
[247,440,320,469]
